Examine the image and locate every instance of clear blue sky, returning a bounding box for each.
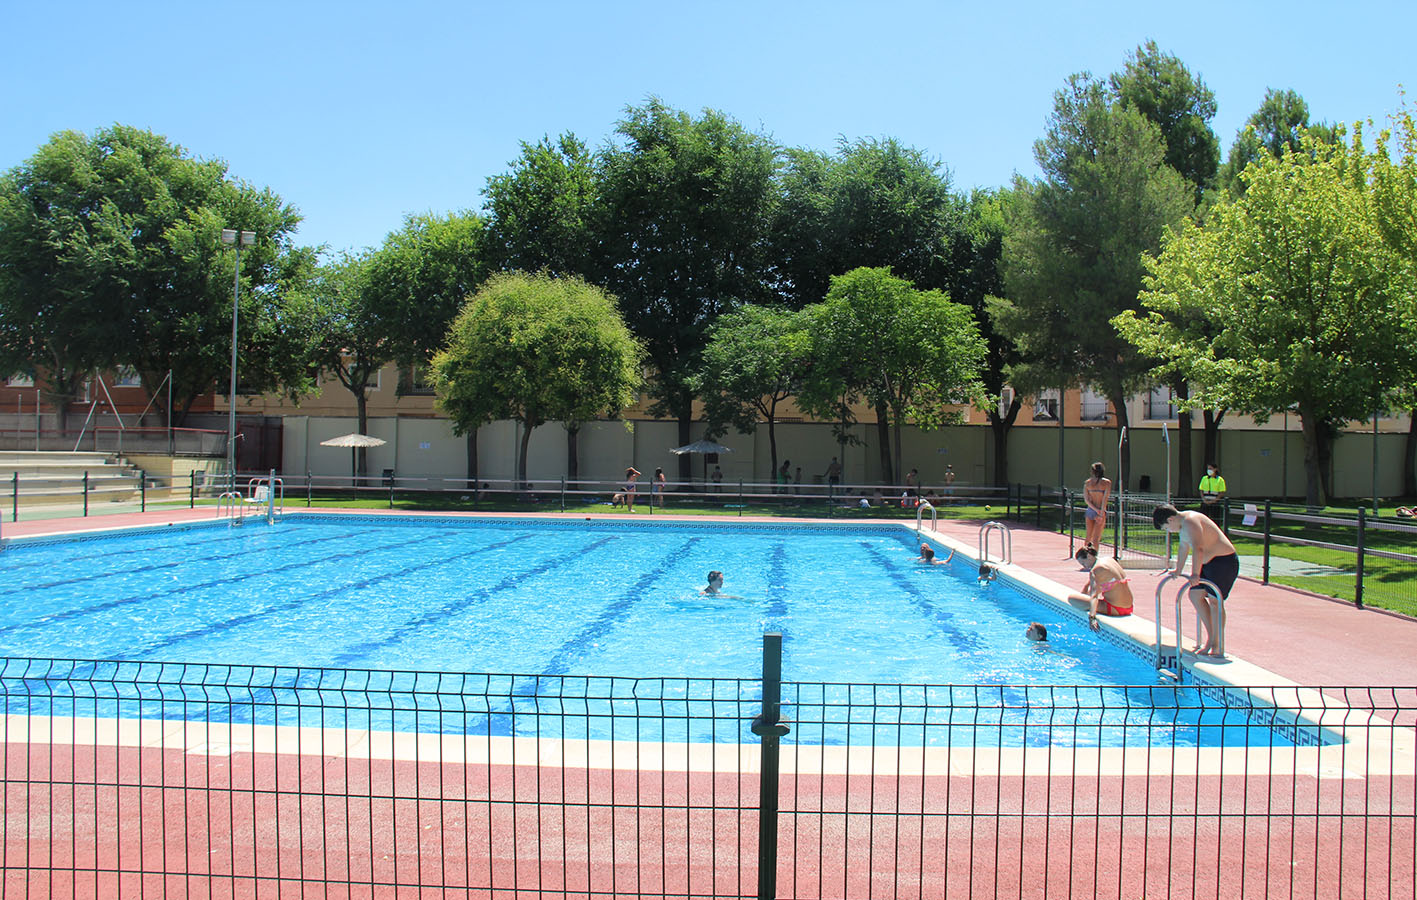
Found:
[3,0,1411,255]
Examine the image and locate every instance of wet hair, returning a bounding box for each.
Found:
[1091,462,1105,479]
[706,570,723,583]
[920,544,936,561]
[1075,546,1098,563]
[1026,622,1048,641]
[978,564,997,580]
[1152,503,1180,529]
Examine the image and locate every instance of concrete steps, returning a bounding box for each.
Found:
[0,451,152,504]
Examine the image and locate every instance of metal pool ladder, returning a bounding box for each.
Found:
[1154,572,1227,680]
[215,491,246,525]
[915,499,937,535]
[978,521,1012,565]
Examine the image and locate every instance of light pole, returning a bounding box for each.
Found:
[221,228,256,490]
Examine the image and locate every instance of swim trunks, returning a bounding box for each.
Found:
[1199,552,1240,600]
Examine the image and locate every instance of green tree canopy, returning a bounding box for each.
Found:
[692,304,813,475]
[363,211,487,374]
[1218,88,1338,197]
[431,272,642,485]
[798,267,985,484]
[0,125,315,424]
[772,138,964,309]
[992,73,1194,479]
[594,99,780,477]
[1110,39,1220,203]
[482,133,598,277]
[1116,133,1414,505]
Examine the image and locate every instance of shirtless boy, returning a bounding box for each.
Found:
[1067,546,1134,632]
[1152,503,1240,656]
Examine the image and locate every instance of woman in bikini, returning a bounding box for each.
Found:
[1082,462,1111,550]
[1067,546,1133,631]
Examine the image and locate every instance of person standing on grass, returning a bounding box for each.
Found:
[624,467,641,512]
[1152,504,1239,657]
[1199,463,1227,523]
[1083,462,1111,550]
[652,467,666,507]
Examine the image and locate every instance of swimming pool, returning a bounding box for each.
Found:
[0,514,1304,747]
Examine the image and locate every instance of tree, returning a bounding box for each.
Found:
[1116,133,1413,506]
[0,125,316,427]
[1364,104,1417,493]
[431,272,642,487]
[1218,88,1337,198]
[482,133,598,277]
[992,74,1194,484]
[362,212,487,480]
[692,305,812,477]
[797,267,986,484]
[1110,40,1220,204]
[595,99,779,480]
[772,138,965,308]
[305,252,389,475]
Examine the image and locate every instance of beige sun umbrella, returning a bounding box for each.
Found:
[320,432,387,482]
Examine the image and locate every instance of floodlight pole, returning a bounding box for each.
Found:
[221,228,256,493]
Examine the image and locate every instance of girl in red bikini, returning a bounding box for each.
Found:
[1067,546,1134,632]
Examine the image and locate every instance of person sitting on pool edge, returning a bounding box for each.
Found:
[1067,546,1134,632]
[917,542,955,564]
[1152,503,1240,657]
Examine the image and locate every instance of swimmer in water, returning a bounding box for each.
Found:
[917,542,955,564]
[978,563,998,583]
[699,570,742,599]
[1025,622,1048,642]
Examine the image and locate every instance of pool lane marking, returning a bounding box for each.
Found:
[125,533,541,659]
[539,537,702,678]
[765,542,789,620]
[0,527,383,595]
[327,536,620,667]
[858,542,985,653]
[0,529,476,641]
[0,529,257,575]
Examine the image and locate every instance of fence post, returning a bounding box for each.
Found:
[388,473,395,510]
[1067,489,1075,553]
[560,475,566,513]
[1262,500,1273,584]
[140,470,146,512]
[11,472,16,523]
[1355,507,1366,609]
[307,472,312,508]
[83,471,89,517]
[1222,497,1231,536]
[751,632,789,900]
[739,480,744,518]
[190,472,196,509]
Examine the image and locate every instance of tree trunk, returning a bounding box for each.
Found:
[1405,409,1417,497]
[1175,382,1193,499]
[767,418,779,483]
[1110,394,1131,492]
[1202,409,1224,475]
[892,412,903,489]
[874,403,893,485]
[355,391,369,479]
[566,424,580,487]
[517,420,533,489]
[1299,409,1324,508]
[677,413,692,482]
[465,428,479,491]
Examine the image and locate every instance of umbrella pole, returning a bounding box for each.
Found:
[351,448,357,489]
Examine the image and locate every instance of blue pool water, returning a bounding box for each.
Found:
[0,515,1303,747]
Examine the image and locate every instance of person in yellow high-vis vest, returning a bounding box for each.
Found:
[1199,463,1227,523]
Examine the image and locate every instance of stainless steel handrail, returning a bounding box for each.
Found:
[1154,572,1227,678]
[978,520,1012,565]
[915,500,936,535]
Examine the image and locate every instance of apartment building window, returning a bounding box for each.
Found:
[997,386,1015,419]
[1080,388,1108,422]
[1145,386,1175,420]
[1032,390,1059,422]
[113,366,143,387]
[6,373,34,387]
[399,364,435,396]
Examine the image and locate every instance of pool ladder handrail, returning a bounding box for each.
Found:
[978,520,1012,566]
[914,500,937,535]
[215,491,246,524]
[1154,572,1227,680]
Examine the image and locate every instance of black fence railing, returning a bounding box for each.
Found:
[1,645,1412,899]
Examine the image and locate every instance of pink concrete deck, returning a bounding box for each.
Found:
[5,506,1414,689]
